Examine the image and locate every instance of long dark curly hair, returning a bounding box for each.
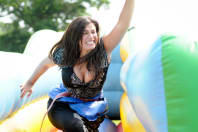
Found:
[49,16,107,80]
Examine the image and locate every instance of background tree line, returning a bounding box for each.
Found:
[0,0,109,53]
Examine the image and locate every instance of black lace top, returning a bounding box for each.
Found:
[52,39,109,99]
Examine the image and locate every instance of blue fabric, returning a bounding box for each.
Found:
[48,83,108,121]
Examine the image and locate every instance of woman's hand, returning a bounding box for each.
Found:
[19,57,55,98]
[20,82,33,98]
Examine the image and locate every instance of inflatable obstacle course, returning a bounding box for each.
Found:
[120,33,198,132]
[0,97,58,132]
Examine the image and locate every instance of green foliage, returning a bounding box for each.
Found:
[0,22,31,52]
[0,0,109,53]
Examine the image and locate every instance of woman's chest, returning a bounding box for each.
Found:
[73,66,95,84]
[61,66,107,88]
[61,67,95,86]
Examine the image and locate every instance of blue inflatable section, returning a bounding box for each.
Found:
[104,44,123,119]
[99,118,117,132]
[120,37,168,131]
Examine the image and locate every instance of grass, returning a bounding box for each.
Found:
[113,120,121,126]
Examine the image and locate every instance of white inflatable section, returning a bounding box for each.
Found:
[23,29,64,59]
[0,51,62,121]
[0,29,64,121]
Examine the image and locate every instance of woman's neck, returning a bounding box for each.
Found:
[80,50,90,57]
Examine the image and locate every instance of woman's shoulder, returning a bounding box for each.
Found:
[97,37,110,67]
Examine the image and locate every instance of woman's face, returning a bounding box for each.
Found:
[80,23,98,56]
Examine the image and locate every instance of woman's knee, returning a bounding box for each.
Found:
[63,116,87,132]
[47,102,87,131]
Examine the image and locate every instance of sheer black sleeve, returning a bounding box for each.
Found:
[52,48,64,65]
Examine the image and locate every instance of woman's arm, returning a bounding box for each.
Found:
[20,57,56,98]
[103,0,135,54]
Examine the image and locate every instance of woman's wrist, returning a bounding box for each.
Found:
[26,80,34,86]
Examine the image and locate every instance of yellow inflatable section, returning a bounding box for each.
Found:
[119,28,146,132]
[120,93,145,132]
[120,27,135,62]
[0,97,59,132]
[120,33,131,62]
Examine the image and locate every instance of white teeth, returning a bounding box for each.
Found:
[87,41,94,45]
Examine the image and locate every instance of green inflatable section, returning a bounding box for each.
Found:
[162,34,198,132]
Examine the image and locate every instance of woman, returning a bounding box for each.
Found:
[20,0,134,131]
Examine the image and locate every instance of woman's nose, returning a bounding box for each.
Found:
[88,33,94,39]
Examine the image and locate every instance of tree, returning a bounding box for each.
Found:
[0,0,109,53]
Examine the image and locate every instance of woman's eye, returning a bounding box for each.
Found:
[91,31,96,34]
[83,32,88,35]
[83,30,96,35]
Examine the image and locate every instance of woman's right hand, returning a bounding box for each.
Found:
[20,82,33,98]
[19,57,55,99]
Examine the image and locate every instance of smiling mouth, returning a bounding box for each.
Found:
[86,41,96,46]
